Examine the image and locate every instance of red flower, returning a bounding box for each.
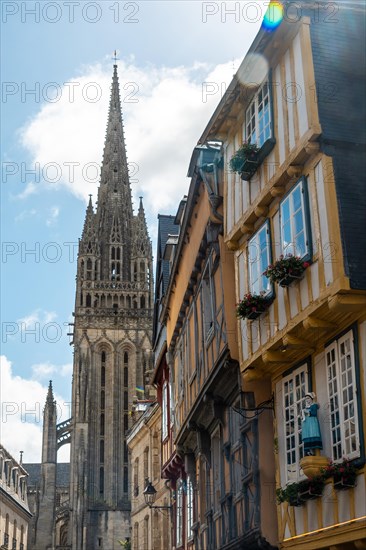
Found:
[303,262,310,268]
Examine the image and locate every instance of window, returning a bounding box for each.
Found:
[186,476,194,541]
[248,221,271,295]
[211,428,222,512]
[201,257,215,342]
[143,447,149,481]
[162,382,169,440]
[326,329,360,461]
[99,467,104,495]
[176,480,183,547]
[280,178,311,259]
[134,458,139,496]
[282,364,308,482]
[245,79,272,147]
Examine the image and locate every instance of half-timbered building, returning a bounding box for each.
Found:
[157,143,278,549]
[198,3,366,549]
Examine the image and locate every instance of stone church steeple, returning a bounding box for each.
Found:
[69,63,153,550]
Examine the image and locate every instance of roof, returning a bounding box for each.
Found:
[24,463,70,488]
[156,215,178,296]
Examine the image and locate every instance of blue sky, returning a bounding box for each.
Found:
[1,1,266,461]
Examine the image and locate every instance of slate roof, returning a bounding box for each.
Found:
[156,214,178,295]
[23,463,70,488]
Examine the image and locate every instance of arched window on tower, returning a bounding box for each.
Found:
[140,296,146,309]
[99,467,104,496]
[86,258,92,280]
[86,294,92,307]
[100,440,104,463]
[124,367,128,387]
[100,414,105,436]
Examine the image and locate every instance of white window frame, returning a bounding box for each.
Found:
[162,382,168,441]
[326,329,360,461]
[186,476,194,541]
[281,363,309,483]
[245,79,272,147]
[248,221,272,295]
[176,479,183,547]
[280,178,310,259]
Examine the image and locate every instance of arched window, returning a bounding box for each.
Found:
[80,292,83,306]
[124,391,128,411]
[101,367,105,387]
[100,390,105,410]
[141,296,146,309]
[124,414,128,431]
[86,294,91,307]
[100,414,105,436]
[124,367,128,387]
[123,466,128,493]
[86,258,92,280]
[99,467,104,495]
[100,440,104,463]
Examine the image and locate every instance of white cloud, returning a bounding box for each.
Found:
[46,206,60,226]
[17,309,57,328]
[14,208,37,223]
[12,182,38,200]
[0,355,70,462]
[19,58,239,215]
[32,361,72,379]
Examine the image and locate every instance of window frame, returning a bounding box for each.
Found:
[186,475,194,542]
[325,328,361,462]
[280,362,310,483]
[245,76,273,148]
[247,220,273,297]
[279,177,313,261]
[162,381,169,441]
[176,479,184,548]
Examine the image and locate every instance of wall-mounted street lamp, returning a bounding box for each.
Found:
[143,479,172,511]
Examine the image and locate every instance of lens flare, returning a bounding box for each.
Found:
[262,1,284,31]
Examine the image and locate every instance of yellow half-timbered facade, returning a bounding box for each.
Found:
[199,3,366,549]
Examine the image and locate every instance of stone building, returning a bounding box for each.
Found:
[0,444,31,550]
[25,63,153,549]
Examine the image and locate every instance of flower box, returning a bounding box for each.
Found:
[240,156,259,181]
[263,254,310,286]
[298,485,324,501]
[236,293,272,321]
[278,273,305,287]
[333,475,357,490]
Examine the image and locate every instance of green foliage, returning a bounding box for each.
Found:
[263,254,310,284]
[229,142,259,173]
[236,292,271,319]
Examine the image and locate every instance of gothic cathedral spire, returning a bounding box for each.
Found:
[69,63,153,549]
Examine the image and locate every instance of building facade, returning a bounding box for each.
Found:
[0,445,31,550]
[198,3,366,549]
[127,401,171,550]
[155,143,278,549]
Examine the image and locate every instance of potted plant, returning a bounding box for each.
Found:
[276,476,325,506]
[321,459,357,490]
[236,292,272,320]
[229,142,260,180]
[297,476,325,501]
[263,254,310,287]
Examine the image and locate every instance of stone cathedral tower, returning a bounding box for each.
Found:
[69,63,153,549]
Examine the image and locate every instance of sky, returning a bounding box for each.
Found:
[1,1,268,462]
